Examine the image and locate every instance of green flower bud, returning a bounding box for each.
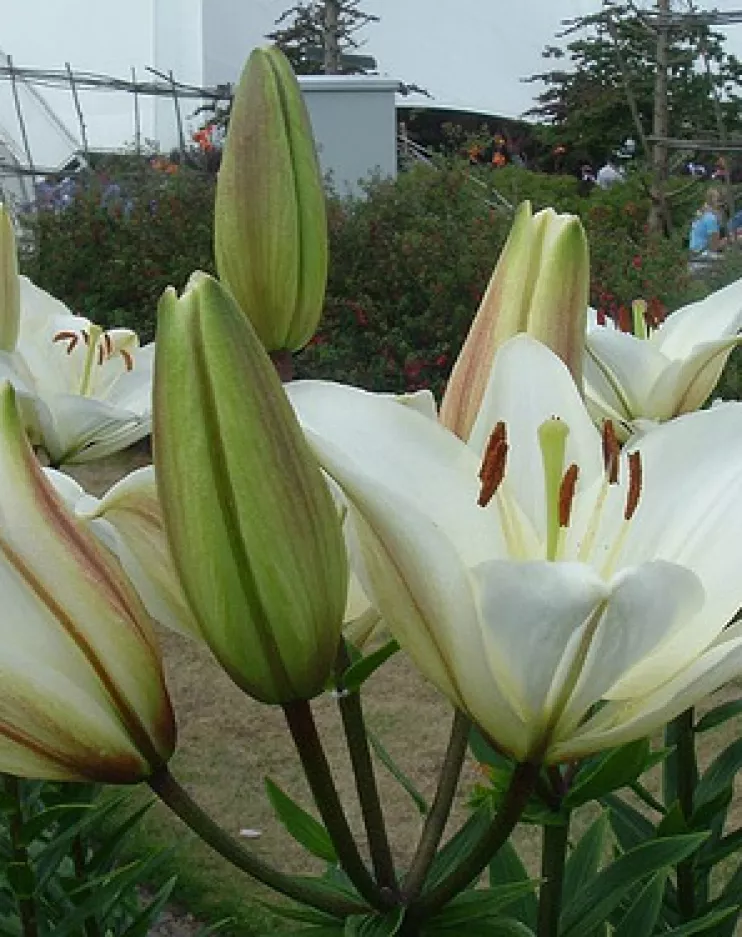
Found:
[154,273,348,704]
[0,206,20,352]
[214,46,328,353]
[441,202,589,441]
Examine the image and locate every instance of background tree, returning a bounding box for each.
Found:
[267,1,379,75]
[525,1,742,173]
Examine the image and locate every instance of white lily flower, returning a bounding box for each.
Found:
[0,382,174,781]
[0,277,153,465]
[585,278,742,441]
[286,336,742,764]
[48,450,376,651]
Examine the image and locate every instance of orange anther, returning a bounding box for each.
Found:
[625,451,642,521]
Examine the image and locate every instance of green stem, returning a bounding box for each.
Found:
[407,761,540,924]
[668,708,699,919]
[536,817,570,937]
[283,700,389,911]
[72,834,102,937]
[335,649,398,896]
[148,766,368,918]
[403,711,471,899]
[4,775,39,937]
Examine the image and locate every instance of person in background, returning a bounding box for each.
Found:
[689,188,724,256]
[596,157,625,189]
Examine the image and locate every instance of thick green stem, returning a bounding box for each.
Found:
[668,708,698,919]
[403,711,471,899]
[406,762,540,925]
[4,776,38,937]
[335,649,398,895]
[536,817,570,937]
[148,766,368,918]
[283,700,388,910]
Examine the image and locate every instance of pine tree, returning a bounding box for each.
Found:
[267,1,379,75]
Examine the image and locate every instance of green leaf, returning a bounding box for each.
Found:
[601,795,655,850]
[265,777,337,864]
[17,803,95,846]
[564,739,652,808]
[424,884,539,928]
[5,863,34,899]
[696,826,742,870]
[275,928,345,937]
[562,814,611,907]
[118,875,177,937]
[694,736,742,813]
[424,809,492,893]
[489,841,538,929]
[612,871,666,937]
[659,907,739,936]
[657,802,689,838]
[367,729,428,816]
[560,833,708,937]
[424,917,536,936]
[344,907,405,935]
[469,729,514,772]
[341,640,400,692]
[694,699,742,733]
[258,901,340,926]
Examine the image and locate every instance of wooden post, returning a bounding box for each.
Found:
[65,62,89,161]
[649,0,671,234]
[323,0,341,74]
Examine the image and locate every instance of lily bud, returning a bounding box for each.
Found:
[0,382,175,782]
[214,46,328,353]
[154,273,348,704]
[440,202,589,441]
[0,205,20,352]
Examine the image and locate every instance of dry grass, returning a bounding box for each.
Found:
[70,449,742,935]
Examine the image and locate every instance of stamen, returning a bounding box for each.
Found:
[104,332,113,358]
[625,450,642,521]
[601,420,620,484]
[559,464,580,528]
[81,330,90,346]
[478,422,508,508]
[52,330,79,355]
[120,349,134,372]
[97,341,105,366]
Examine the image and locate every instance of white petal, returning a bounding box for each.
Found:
[78,466,202,640]
[651,337,742,416]
[551,638,742,762]
[617,404,742,657]
[555,561,704,735]
[585,328,670,418]
[472,559,607,755]
[652,278,742,358]
[288,380,505,567]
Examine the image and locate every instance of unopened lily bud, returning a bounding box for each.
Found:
[215,46,327,353]
[0,205,19,352]
[154,273,348,704]
[0,383,175,782]
[441,203,589,441]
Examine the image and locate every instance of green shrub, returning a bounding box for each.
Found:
[23,162,216,342]
[21,158,742,401]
